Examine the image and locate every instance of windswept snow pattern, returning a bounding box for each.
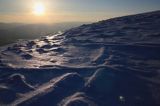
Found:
[0,11,160,106]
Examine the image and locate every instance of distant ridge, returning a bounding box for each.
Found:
[0,10,160,106]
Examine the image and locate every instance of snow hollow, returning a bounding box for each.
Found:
[0,10,160,106]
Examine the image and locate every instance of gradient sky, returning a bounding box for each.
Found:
[0,0,160,23]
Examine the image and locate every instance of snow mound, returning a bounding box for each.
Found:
[0,10,160,106]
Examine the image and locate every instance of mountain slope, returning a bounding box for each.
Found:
[0,10,160,106]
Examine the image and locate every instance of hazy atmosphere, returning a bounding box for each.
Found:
[0,0,160,23]
[0,1,160,106]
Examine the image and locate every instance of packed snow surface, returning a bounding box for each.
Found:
[0,11,160,106]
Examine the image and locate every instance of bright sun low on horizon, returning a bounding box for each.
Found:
[33,2,45,16]
[0,0,159,23]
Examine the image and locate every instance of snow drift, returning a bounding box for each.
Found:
[0,11,160,106]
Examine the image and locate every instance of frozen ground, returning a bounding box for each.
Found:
[0,10,160,106]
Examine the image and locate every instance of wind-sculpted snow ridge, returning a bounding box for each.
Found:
[0,11,160,106]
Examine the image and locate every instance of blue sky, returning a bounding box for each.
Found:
[0,0,159,23]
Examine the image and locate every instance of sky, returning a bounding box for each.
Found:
[0,0,160,23]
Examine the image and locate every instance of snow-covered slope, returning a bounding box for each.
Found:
[0,11,160,106]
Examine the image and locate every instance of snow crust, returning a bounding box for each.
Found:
[0,11,160,106]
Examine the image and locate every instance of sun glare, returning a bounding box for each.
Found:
[33,2,45,16]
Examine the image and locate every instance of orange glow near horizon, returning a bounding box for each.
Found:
[0,1,118,23]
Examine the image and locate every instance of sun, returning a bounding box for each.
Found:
[33,2,45,16]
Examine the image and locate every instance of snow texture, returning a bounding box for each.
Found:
[0,10,160,106]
